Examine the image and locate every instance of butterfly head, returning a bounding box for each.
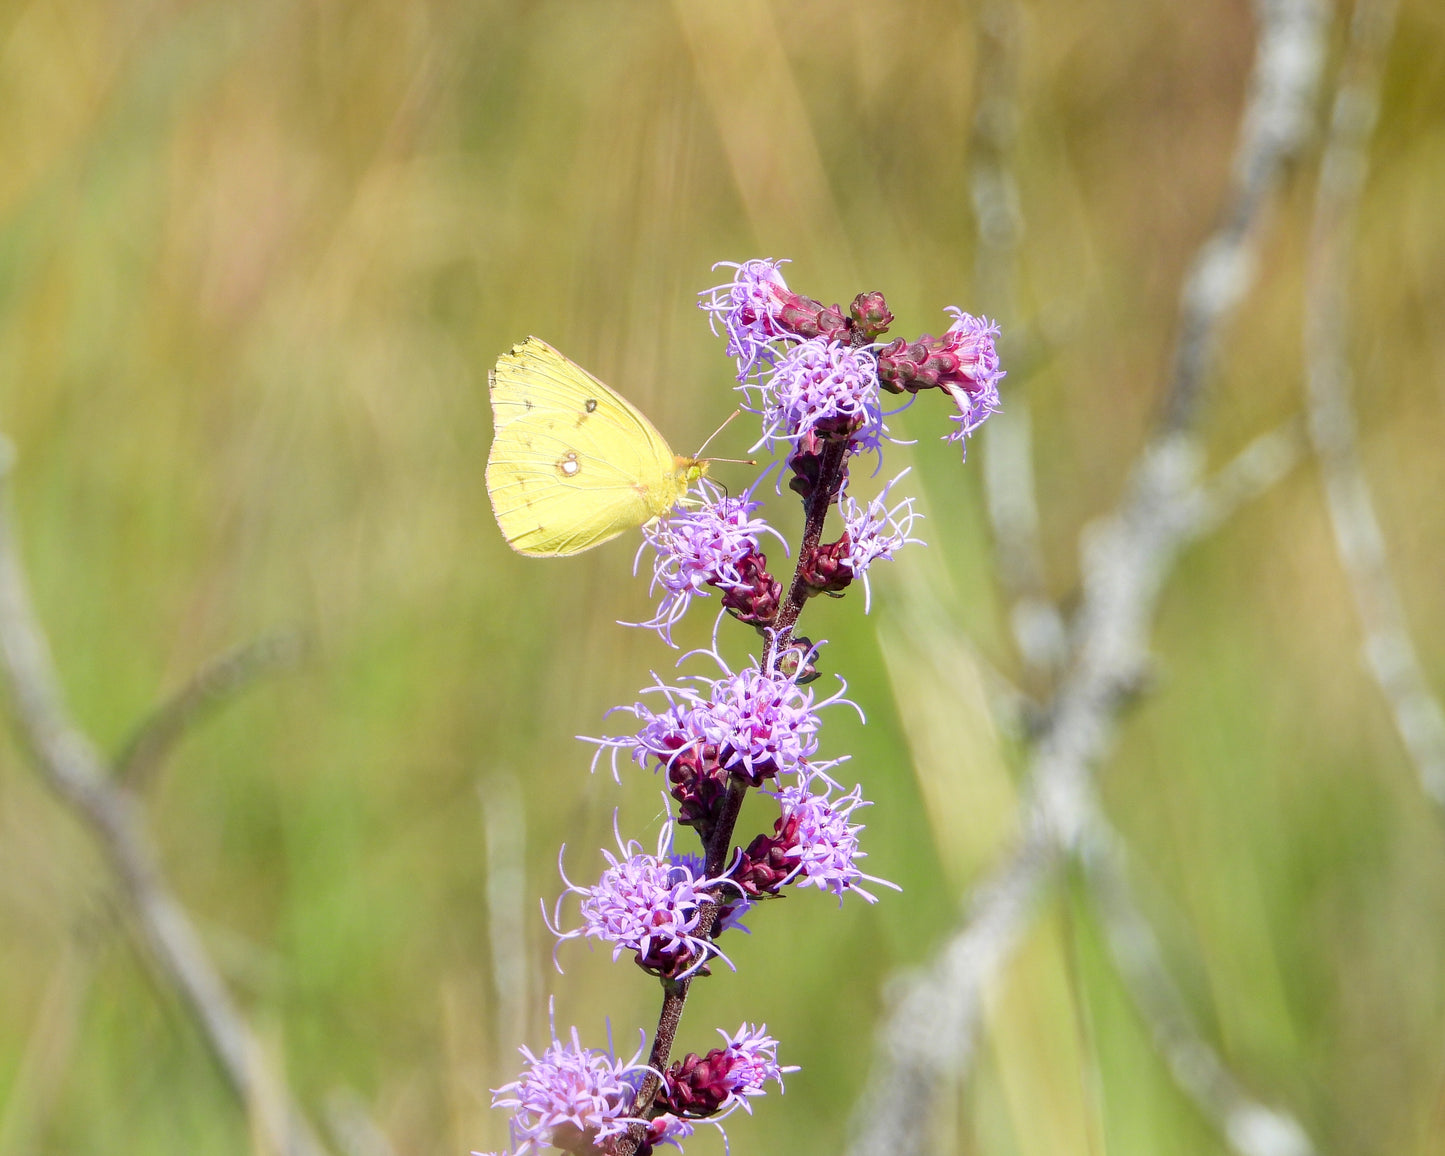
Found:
[675,456,711,486]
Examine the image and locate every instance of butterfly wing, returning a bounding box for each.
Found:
[486,337,689,557]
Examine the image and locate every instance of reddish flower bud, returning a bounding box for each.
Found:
[730,828,797,899]
[669,750,730,844]
[718,550,781,630]
[775,291,853,343]
[797,535,854,597]
[658,1047,739,1118]
[849,291,894,342]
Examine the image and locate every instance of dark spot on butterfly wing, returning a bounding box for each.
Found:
[575,397,599,428]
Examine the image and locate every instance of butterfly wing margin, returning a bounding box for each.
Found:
[486,339,686,556]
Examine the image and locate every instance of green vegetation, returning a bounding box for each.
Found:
[1,2,1443,1154]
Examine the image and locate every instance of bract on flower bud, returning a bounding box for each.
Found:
[775,294,853,343]
[717,550,782,631]
[730,827,797,899]
[668,754,729,844]
[797,537,854,597]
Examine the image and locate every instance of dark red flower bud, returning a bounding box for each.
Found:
[635,941,708,982]
[669,752,729,844]
[775,291,853,343]
[718,551,781,630]
[797,536,854,597]
[876,316,1003,405]
[730,829,796,899]
[658,1047,739,1119]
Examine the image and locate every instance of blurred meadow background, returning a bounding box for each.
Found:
[2,1,1444,1154]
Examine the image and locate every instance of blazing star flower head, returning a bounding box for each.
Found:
[630,480,787,645]
[487,1021,651,1156]
[752,337,886,457]
[546,818,746,980]
[699,259,797,381]
[839,471,925,613]
[692,654,861,785]
[584,652,861,787]
[939,309,1003,452]
[659,1023,798,1123]
[772,780,898,904]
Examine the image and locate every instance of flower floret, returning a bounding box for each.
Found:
[939,308,1003,451]
[773,780,898,904]
[751,337,887,456]
[546,818,747,980]
[839,470,925,612]
[629,481,787,644]
[699,258,796,381]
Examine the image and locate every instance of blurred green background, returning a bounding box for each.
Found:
[2,1,1444,1154]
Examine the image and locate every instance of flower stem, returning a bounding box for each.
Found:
[770,438,850,658]
[615,441,849,1155]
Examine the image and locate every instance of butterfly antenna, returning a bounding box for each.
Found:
[693,409,756,465]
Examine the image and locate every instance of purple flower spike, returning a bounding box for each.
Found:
[772,780,898,904]
[630,480,788,645]
[546,818,747,980]
[840,471,925,613]
[753,337,887,457]
[939,309,1003,453]
[700,259,797,381]
[486,1020,651,1156]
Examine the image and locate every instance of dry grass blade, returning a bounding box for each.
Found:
[0,438,331,1156]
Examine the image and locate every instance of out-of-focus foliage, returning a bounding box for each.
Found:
[1,1,1443,1154]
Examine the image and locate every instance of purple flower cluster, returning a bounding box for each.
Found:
[484,261,1002,1156]
[631,481,785,644]
[546,820,748,980]
[699,258,797,381]
[482,1022,650,1156]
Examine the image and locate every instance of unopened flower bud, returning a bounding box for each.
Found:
[797,537,854,597]
[849,291,894,342]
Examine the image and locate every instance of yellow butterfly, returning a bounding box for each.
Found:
[486,337,709,557]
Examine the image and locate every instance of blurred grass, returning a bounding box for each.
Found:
[1,0,1443,1153]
